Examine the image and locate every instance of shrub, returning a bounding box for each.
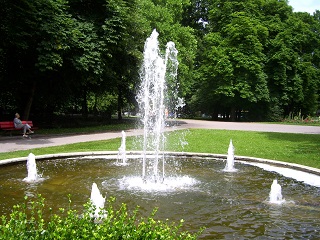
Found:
[0,195,203,239]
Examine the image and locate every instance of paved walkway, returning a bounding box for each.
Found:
[1,119,319,153]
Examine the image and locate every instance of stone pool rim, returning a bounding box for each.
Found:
[1,151,319,176]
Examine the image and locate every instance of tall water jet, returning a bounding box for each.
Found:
[90,183,106,218]
[136,29,178,182]
[269,179,285,204]
[117,130,127,165]
[224,139,236,172]
[23,153,38,182]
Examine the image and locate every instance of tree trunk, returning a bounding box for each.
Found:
[93,93,98,116]
[117,86,123,120]
[82,89,88,118]
[230,106,236,121]
[23,81,36,120]
[212,109,218,120]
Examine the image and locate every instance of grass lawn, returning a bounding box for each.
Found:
[0,128,319,169]
[168,129,320,169]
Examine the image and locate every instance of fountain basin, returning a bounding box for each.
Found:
[0,152,319,239]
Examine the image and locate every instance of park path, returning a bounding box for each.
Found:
[0,119,319,153]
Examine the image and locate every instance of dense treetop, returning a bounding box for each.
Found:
[0,0,319,122]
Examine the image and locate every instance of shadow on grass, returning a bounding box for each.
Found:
[253,132,320,168]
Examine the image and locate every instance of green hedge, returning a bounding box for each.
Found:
[0,195,203,239]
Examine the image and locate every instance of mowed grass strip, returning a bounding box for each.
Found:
[165,129,320,169]
[0,129,319,169]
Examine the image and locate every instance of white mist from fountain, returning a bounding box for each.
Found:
[116,30,198,191]
[117,130,127,165]
[90,182,106,218]
[269,179,285,204]
[136,29,179,183]
[224,139,237,172]
[23,153,39,182]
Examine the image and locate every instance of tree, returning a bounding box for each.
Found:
[264,11,320,118]
[138,0,198,114]
[195,0,269,120]
[103,0,149,120]
[191,0,320,120]
[0,0,77,119]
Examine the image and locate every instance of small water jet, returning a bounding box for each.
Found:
[90,183,106,218]
[224,139,237,172]
[117,130,127,165]
[269,179,285,204]
[23,153,39,182]
[0,154,320,239]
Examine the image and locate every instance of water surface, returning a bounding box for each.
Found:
[0,157,319,239]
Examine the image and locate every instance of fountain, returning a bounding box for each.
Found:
[136,29,178,183]
[90,183,106,218]
[223,139,236,172]
[23,153,39,182]
[269,179,285,204]
[0,30,320,239]
[117,130,127,165]
[1,155,319,239]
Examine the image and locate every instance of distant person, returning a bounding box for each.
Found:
[165,108,168,119]
[13,113,34,137]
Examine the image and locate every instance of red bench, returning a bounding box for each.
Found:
[0,121,36,135]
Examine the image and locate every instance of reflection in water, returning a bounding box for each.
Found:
[0,157,319,239]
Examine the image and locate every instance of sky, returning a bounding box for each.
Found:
[288,0,320,14]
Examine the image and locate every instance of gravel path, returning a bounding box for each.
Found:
[0,119,319,153]
[177,119,320,134]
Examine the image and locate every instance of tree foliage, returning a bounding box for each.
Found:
[191,0,320,120]
[0,0,319,122]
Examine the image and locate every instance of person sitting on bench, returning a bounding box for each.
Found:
[13,113,34,137]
